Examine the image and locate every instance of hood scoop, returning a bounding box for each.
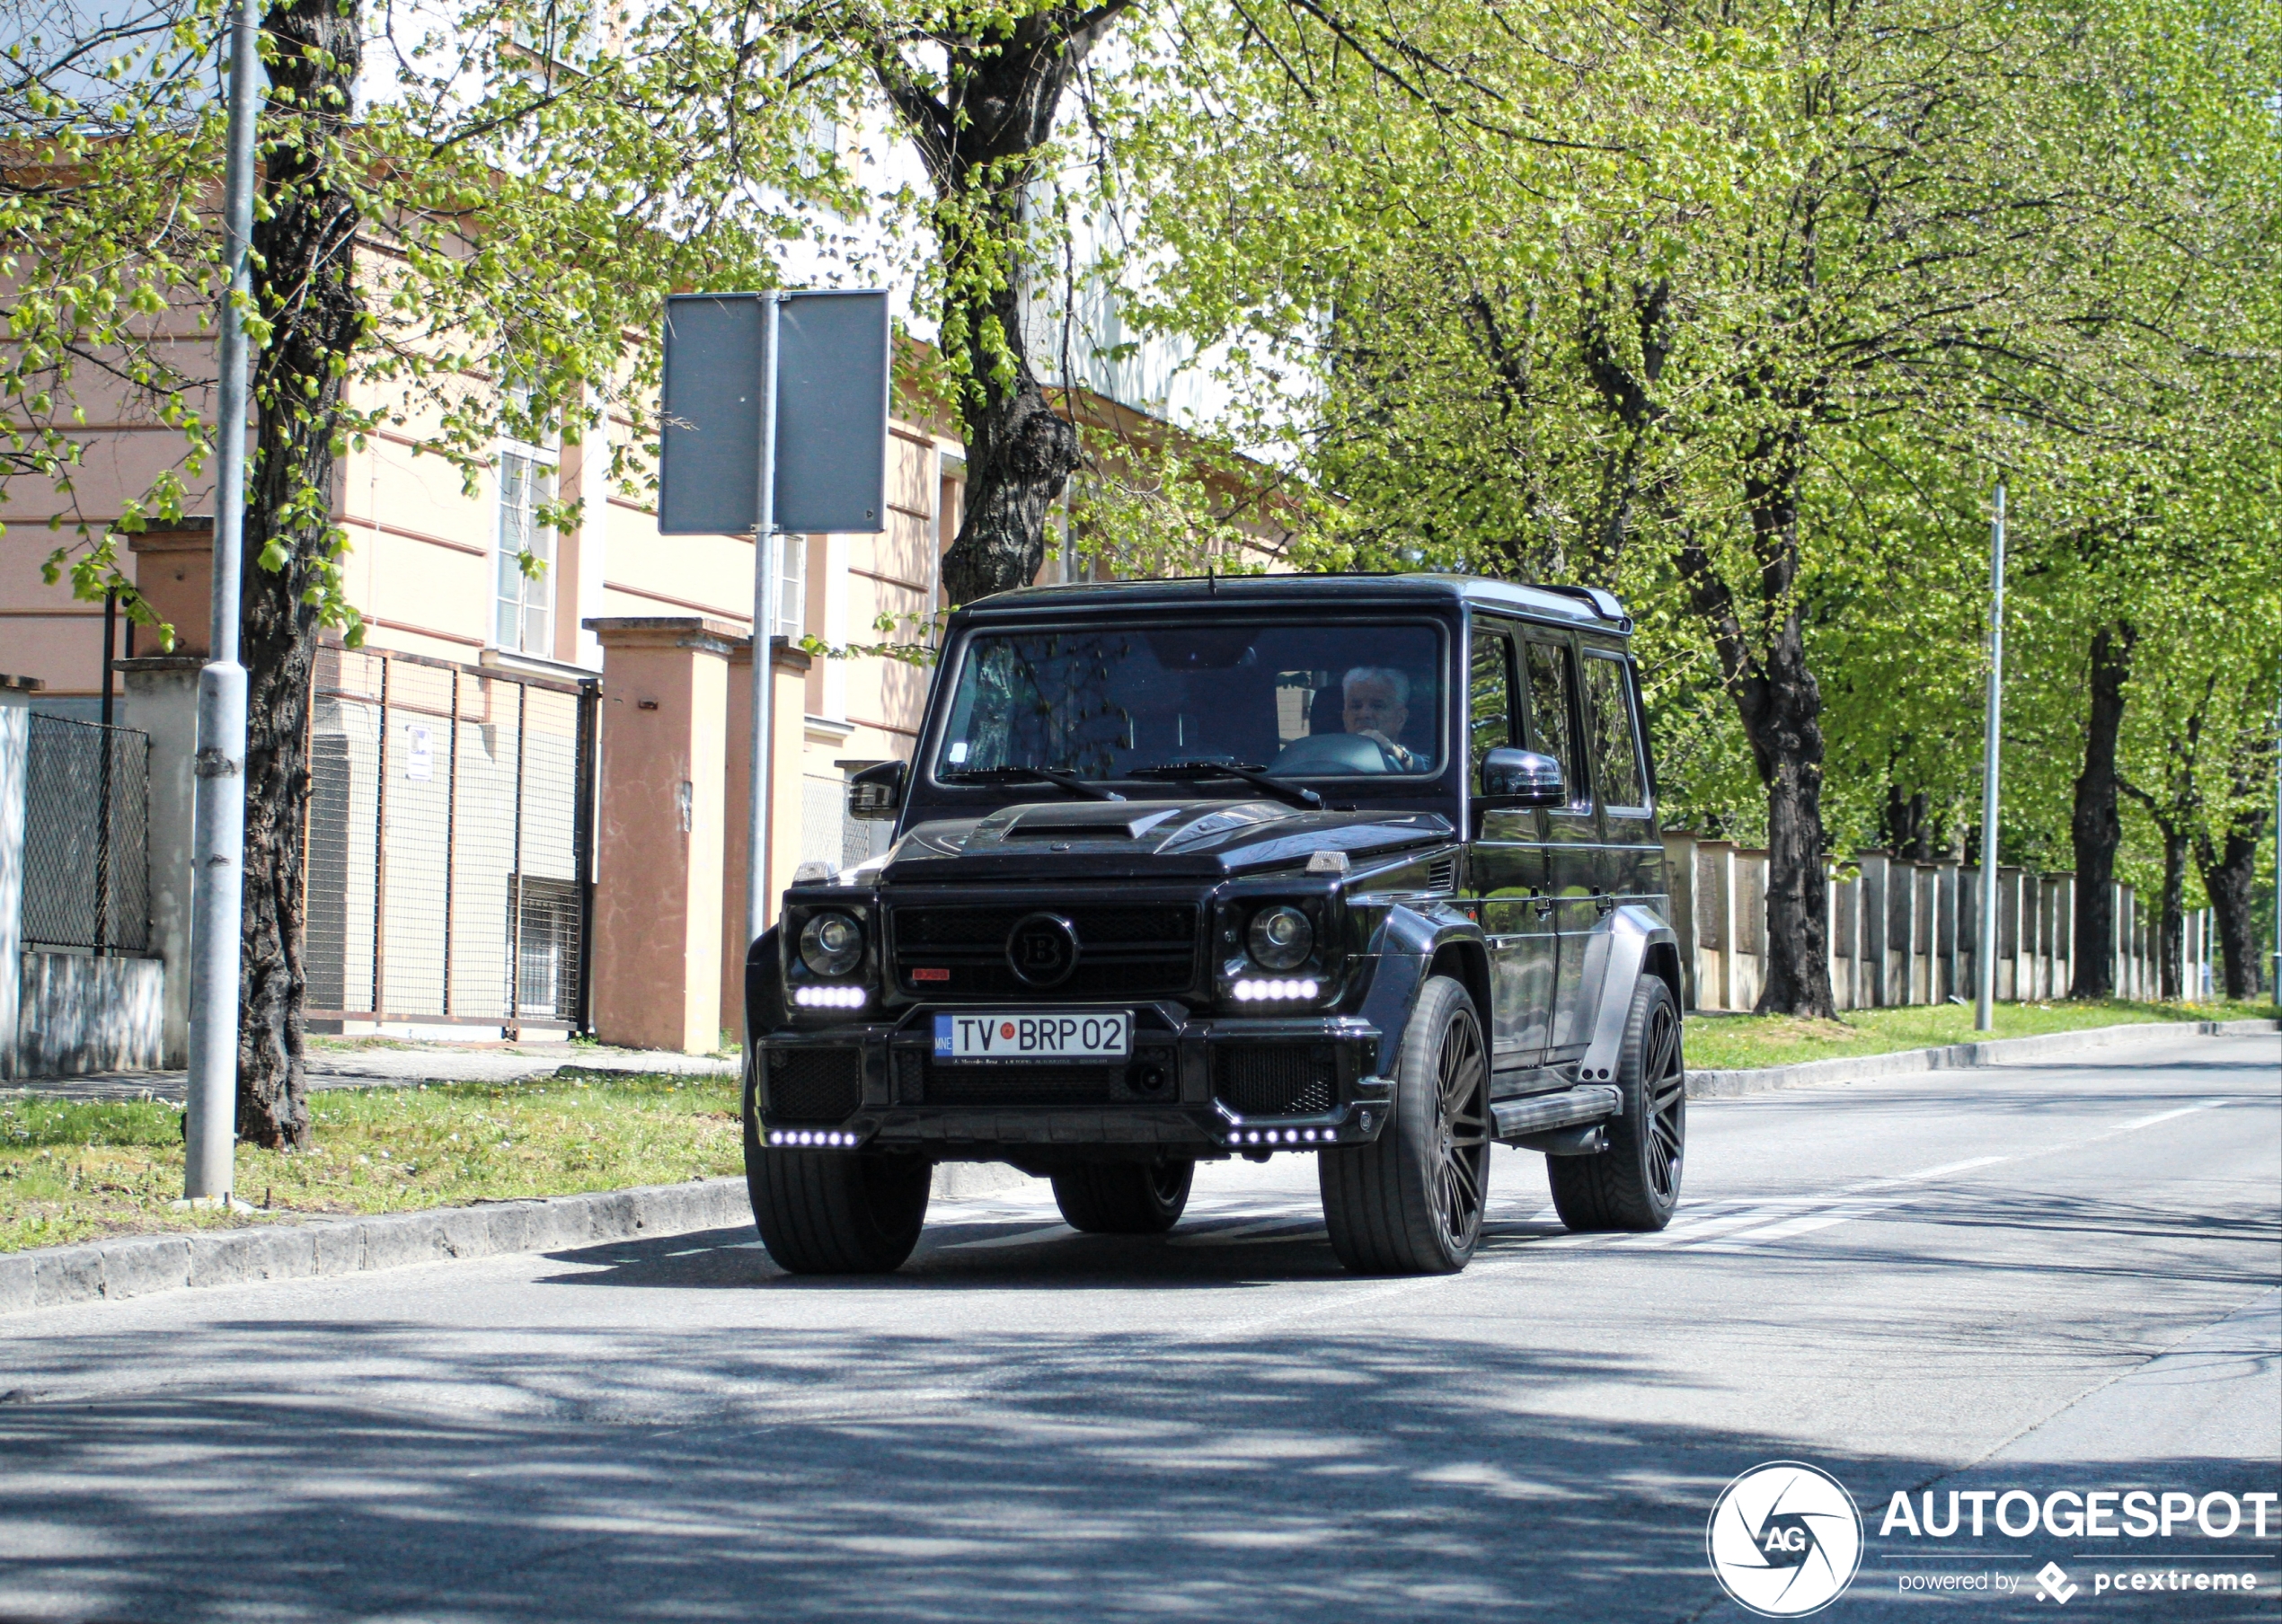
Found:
[994,802,1187,841]
[960,798,1296,852]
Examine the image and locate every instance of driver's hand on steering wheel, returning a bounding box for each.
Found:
[1354,728,1418,770]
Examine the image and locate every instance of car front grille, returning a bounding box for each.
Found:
[889,902,1199,998]
[1213,1044,1337,1116]
[766,1046,862,1122]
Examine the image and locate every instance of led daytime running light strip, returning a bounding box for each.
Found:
[770,1129,862,1147]
[1231,977,1320,1002]
[793,985,869,1009]
[1227,1127,1333,1145]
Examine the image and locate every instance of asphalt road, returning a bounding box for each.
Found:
[3,1030,2277,1623]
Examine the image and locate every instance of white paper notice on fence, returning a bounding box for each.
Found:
[405,724,433,781]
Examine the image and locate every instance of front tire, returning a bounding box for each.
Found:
[1547,975,1685,1231]
[1320,975,1490,1275]
[744,1065,931,1274]
[1051,1160,1195,1234]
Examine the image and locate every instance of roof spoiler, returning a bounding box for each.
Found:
[1538,584,1631,630]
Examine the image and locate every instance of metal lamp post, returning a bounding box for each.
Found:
[1974,482,2005,1034]
[182,0,261,1201]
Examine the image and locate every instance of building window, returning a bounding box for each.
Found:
[773,534,807,640]
[495,441,557,655]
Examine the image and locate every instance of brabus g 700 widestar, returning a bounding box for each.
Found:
[743,573,1687,1275]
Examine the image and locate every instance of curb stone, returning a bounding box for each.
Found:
[1685,1016,2278,1100]
[0,1161,1034,1317]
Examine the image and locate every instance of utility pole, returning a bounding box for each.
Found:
[182,0,260,1202]
[1975,481,2006,1034]
[744,293,783,954]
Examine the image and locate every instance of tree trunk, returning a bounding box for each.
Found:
[236,0,365,1150]
[1745,614,1834,1017]
[871,5,1137,605]
[1675,429,1835,1019]
[2069,622,2133,998]
[2196,817,2269,1000]
[1883,783,1931,861]
[940,273,1080,605]
[2154,825,2187,1002]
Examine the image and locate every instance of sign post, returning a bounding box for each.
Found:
[659,290,890,1004]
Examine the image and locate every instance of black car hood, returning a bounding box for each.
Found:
[880,798,1454,883]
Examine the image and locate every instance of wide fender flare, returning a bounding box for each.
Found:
[1574,905,1680,1099]
[742,925,784,1057]
[1354,903,1487,1078]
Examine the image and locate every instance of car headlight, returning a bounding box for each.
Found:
[799,911,864,977]
[1247,905,1313,972]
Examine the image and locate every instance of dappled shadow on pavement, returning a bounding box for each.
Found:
[3,1312,2272,1624]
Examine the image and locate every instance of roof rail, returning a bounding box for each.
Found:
[1535,584,1631,629]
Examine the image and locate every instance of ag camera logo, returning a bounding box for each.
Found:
[1707,1461,1864,1617]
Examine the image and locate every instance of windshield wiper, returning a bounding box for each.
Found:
[942,765,1125,802]
[1130,761,1323,810]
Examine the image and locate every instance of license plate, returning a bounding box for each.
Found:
[933,1011,1132,1064]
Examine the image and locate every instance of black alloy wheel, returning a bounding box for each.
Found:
[743,1059,933,1273]
[1051,1159,1195,1234]
[1321,975,1490,1274]
[1547,975,1685,1231]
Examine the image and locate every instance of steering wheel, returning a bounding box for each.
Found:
[1268,732,1399,776]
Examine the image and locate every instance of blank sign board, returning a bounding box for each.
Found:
[657,289,890,537]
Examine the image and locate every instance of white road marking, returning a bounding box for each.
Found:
[937,1223,1074,1251]
[1691,1198,1910,1252]
[1171,1215,1323,1246]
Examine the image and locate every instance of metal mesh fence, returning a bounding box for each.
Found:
[305,646,595,1031]
[19,714,150,953]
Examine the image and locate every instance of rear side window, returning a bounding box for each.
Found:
[1521,639,1588,810]
[1582,652,1648,810]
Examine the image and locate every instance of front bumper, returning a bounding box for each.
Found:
[755,1002,1389,1156]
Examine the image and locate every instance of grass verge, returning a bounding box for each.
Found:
[0,1072,742,1255]
[1683,997,2273,1072]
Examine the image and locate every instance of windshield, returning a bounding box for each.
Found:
[933,622,1446,781]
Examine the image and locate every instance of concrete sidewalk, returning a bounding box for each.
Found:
[4,1041,740,1103]
[1685,1015,2278,1099]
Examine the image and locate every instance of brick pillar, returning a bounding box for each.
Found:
[116,655,202,1064]
[721,635,815,1033]
[127,521,216,656]
[584,617,738,1053]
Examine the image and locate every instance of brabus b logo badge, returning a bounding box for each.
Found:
[1005,913,1079,988]
[1706,1461,1863,1617]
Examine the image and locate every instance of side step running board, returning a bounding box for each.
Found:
[1491,1083,1621,1143]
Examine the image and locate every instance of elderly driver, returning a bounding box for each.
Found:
[1342,666,1419,769]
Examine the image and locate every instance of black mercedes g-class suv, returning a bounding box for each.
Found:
[743,573,1686,1275]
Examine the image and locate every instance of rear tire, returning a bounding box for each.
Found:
[1547,975,1685,1231]
[1051,1160,1194,1234]
[744,1064,931,1273]
[1320,975,1490,1274]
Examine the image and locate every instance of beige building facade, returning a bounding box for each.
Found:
[1,331,970,1054]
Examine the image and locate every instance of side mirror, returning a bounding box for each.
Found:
[1481,746,1565,807]
[846,758,907,822]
